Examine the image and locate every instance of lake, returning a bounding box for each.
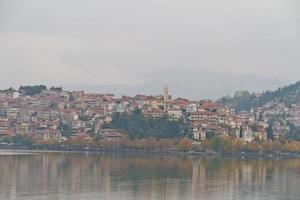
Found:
[0,151,299,200]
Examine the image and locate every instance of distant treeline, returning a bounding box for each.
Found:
[1,85,63,96]
[218,81,300,112]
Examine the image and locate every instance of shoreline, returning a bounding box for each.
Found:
[1,145,300,158]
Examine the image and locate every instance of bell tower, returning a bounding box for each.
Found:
[163,85,170,111]
[163,85,169,102]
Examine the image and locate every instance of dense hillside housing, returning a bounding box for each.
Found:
[0,84,299,145]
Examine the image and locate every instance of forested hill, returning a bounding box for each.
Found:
[217,81,300,112]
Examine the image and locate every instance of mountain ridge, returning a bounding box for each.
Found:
[64,70,285,100]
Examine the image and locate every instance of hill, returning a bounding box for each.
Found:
[218,81,300,112]
[64,68,284,100]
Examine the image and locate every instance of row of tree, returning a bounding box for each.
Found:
[200,136,300,153]
[2,134,300,153]
[35,134,193,151]
[0,85,63,96]
[0,134,33,146]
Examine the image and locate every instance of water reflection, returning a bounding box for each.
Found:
[0,153,299,200]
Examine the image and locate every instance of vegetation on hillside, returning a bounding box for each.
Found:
[19,85,47,96]
[218,81,300,111]
[0,87,15,92]
[105,109,190,139]
[1,85,64,96]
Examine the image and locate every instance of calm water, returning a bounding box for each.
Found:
[0,151,300,200]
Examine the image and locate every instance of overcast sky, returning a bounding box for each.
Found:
[0,0,299,89]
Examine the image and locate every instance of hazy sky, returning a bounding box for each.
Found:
[0,0,299,88]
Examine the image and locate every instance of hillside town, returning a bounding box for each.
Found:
[0,85,299,152]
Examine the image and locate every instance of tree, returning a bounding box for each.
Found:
[35,139,59,146]
[178,138,193,151]
[262,141,275,153]
[67,135,92,147]
[232,139,244,152]
[50,86,62,91]
[3,135,34,146]
[97,138,116,149]
[272,141,283,153]
[19,85,47,96]
[119,136,134,148]
[158,138,174,150]
[221,137,234,153]
[267,121,274,139]
[210,137,222,152]
[0,87,15,92]
[144,137,158,149]
[234,90,251,100]
[59,123,73,137]
[107,109,189,139]
[200,140,211,150]
[283,141,300,153]
[258,112,264,121]
[244,142,260,153]
[209,136,235,153]
[288,124,300,141]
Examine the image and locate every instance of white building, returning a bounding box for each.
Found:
[186,103,198,113]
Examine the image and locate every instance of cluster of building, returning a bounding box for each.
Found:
[188,102,268,142]
[1,86,297,144]
[249,102,300,139]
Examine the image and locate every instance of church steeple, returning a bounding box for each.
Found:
[163,85,170,112]
[163,85,169,102]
